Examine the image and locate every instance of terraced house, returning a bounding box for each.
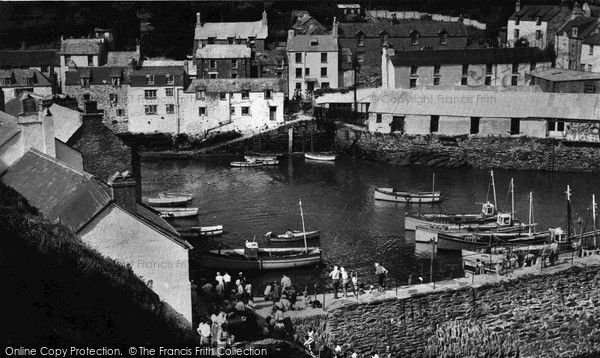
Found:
[193,11,269,54]
[506,0,571,49]
[555,11,599,70]
[0,50,59,94]
[195,45,252,79]
[0,69,53,104]
[59,37,108,92]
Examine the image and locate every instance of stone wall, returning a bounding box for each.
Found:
[336,127,600,172]
[315,266,600,357]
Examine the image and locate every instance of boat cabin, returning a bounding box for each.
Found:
[245,240,259,259]
[549,228,567,243]
[481,202,495,216]
[496,212,513,226]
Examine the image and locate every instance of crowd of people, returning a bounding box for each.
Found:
[328,263,388,299]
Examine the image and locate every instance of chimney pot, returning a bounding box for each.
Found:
[83,100,98,114]
[197,12,201,26]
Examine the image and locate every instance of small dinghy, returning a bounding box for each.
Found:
[174,225,223,237]
[154,207,199,218]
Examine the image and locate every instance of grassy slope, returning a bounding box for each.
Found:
[0,182,194,345]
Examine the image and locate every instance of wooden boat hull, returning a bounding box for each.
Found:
[159,193,193,200]
[245,155,278,161]
[405,214,498,231]
[175,225,223,237]
[305,153,336,161]
[155,207,199,218]
[269,230,320,242]
[148,197,191,206]
[230,161,264,167]
[375,188,441,203]
[200,248,322,270]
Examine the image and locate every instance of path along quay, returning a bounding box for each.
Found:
[252,252,600,358]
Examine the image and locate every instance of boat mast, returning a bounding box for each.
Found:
[529,191,533,236]
[593,194,597,248]
[491,170,498,211]
[511,178,515,226]
[299,198,308,253]
[566,185,572,242]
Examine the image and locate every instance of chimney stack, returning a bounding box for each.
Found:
[18,96,56,158]
[108,171,139,213]
[196,12,202,26]
[515,0,521,12]
[127,58,138,71]
[288,29,295,41]
[333,17,338,37]
[583,2,591,17]
[81,99,103,126]
[262,10,268,26]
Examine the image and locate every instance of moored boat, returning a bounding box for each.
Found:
[154,207,199,218]
[266,230,321,242]
[244,155,278,162]
[375,188,441,203]
[230,160,264,167]
[175,225,223,237]
[148,195,192,207]
[200,241,322,270]
[305,152,336,161]
[159,192,193,200]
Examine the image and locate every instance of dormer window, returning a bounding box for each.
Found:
[227,37,234,45]
[166,74,174,85]
[536,17,541,26]
[310,38,319,46]
[22,76,34,86]
[439,30,448,45]
[1,77,11,86]
[80,77,90,88]
[410,31,420,46]
[146,75,155,85]
[357,32,365,46]
[572,26,578,37]
[380,31,389,45]
[111,77,121,86]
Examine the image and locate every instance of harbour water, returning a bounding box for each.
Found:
[142,155,600,293]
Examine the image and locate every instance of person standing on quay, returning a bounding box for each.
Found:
[375,263,388,291]
[550,240,559,266]
[329,265,341,299]
[340,267,349,298]
[223,272,232,294]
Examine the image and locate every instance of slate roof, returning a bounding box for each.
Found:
[107,51,140,66]
[0,50,58,67]
[135,203,192,249]
[338,21,468,38]
[528,68,600,81]
[60,38,105,55]
[369,89,600,120]
[129,66,185,87]
[1,149,112,232]
[557,17,598,38]
[0,69,52,87]
[195,20,268,40]
[0,111,20,148]
[509,5,562,22]
[65,67,130,86]
[293,14,327,36]
[196,45,251,59]
[583,31,600,45]
[185,78,285,93]
[287,35,338,52]
[390,47,554,66]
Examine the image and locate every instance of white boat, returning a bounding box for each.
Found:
[266,230,321,242]
[148,195,192,207]
[174,225,223,237]
[154,207,199,218]
[230,160,264,167]
[375,188,441,203]
[258,159,280,165]
[305,152,336,161]
[244,155,278,161]
[159,192,193,201]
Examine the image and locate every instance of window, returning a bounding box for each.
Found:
[276,71,283,78]
[116,109,125,116]
[510,118,520,135]
[584,81,596,93]
[310,39,318,46]
[109,94,118,105]
[485,76,491,85]
[80,77,89,87]
[511,75,518,86]
[411,32,419,45]
[512,63,519,74]
[410,66,418,75]
[572,27,578,37]
[146,75,155,85]
[440,33,448,45]
[40,66,49,73]
[209,60,217,69]
[589,64,593,72]
[357,34,365,47]
[486,64,493,74]
[231,73,238,79]
[321,82,329,88]
[514,29,519,38]
[198,107,206,116]
[145,90,157,99]
[321,67,327,77]
[1,77,10,86]
[461,77,468,85]
[227,37,234,45]
[295,82,302,90]
[241,107,250,115]
[166,104,175,114]
[571,44,575,55]
[208,37,215,44]
[409,78,417,88]
[165,88,173,97]
[220,92,227,100]
[83,94,91,101]
[231,59,238,69]
[276,60,284,69]
[433,77,440,85]
[536,17,541,26]
[357,51,365,63]
[111,77,121,86]
[434,65,440,75]
[64,55,72,65]
[381,33,389,45]
[166,74,174,85]
[470,117,480,134]
[22,77,33,86]
[248,37,256,47]
[321,53,328,63]
[515,16,520,25]
[530,62,536,71]
[462,64,469,76]
[430,115,439,132]
[295,53,302,64]
[391,116,405,132]
[88,55,94,66]
[376,114,382,123]
[145,105,157,115]
[242,90,249,99]
[536,30,542,40]
[209,73,217,79]
[549,120,565,131]
[590,45,594,55]
[230,107,235,115]
[196,91,205,100]
[296,68,302,78]
[264,89,272,99]
[305,68,311,76]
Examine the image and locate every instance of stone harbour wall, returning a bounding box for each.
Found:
[325,266,600,357]
[335,127,600,172]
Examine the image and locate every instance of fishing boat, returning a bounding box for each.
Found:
[376,174,441,203]
[230,160,264,167]
[154,207,199,218]
[258,158,280,165]
[159,192,193,200]
[199,240,322,270]
[305,152,336,161]
[148,195,192,207]
[174,225,223,238]
[266,230,321,242]
[244,155,278,162]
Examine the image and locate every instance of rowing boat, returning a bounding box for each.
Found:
[375,188,441,203]
[305,152,336,161]
[154,207,199,218]
[266,230,321,242]
[174,225,223,237]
